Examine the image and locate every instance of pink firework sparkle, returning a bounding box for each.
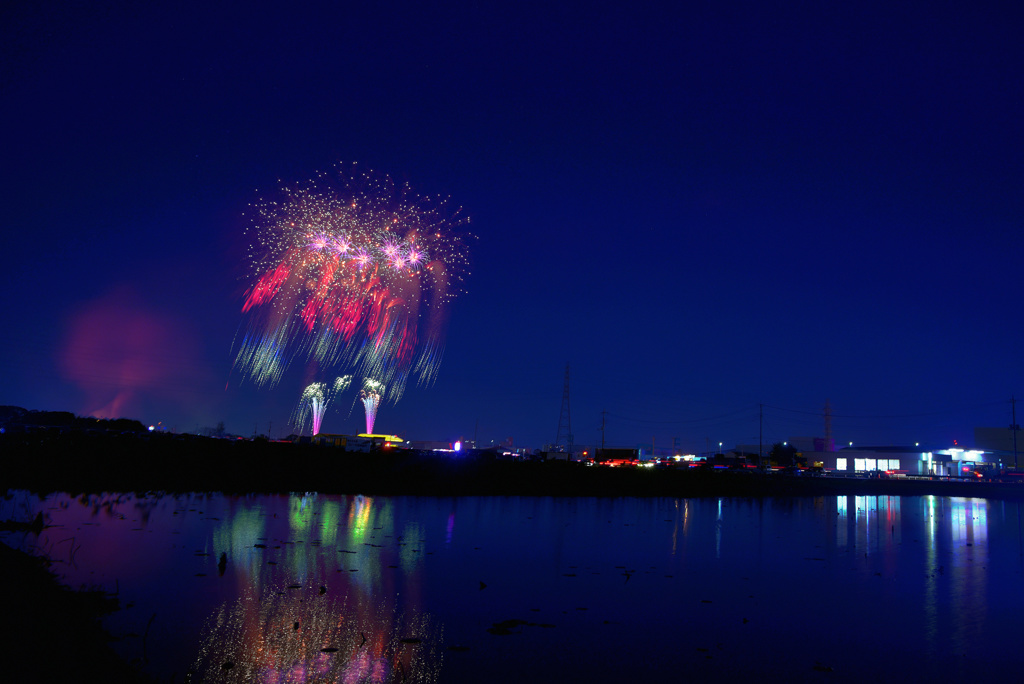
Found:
[234,163,473,406]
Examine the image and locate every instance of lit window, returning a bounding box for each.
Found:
[837,458,847,471]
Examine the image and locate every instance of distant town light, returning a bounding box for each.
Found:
[454,441,462,452]
[148,425,155,432]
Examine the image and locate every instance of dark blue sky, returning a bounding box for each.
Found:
[3,1,1021,451]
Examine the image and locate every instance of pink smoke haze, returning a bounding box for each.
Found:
[60,289,210,420]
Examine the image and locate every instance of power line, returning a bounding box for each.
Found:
[605,404,757,426]
[760,400,1006,420]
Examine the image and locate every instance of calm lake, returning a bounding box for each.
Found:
[3,492,1023,682]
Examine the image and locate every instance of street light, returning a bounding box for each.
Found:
[718,442,723,454]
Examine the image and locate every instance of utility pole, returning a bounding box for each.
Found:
[824,399,833,452]
[758,403,763,468]
[554,363,573,458]
[1013,396,1018,469]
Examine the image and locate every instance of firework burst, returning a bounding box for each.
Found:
[293,375,352,435]
[234,163,472,405]
[359,379,384,435]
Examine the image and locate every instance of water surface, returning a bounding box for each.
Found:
[3,492,1022,682]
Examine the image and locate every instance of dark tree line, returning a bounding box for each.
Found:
[0,406,146,432]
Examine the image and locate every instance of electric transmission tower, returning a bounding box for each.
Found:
[554,363,573,456]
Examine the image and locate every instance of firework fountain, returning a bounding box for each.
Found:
[359,379,384,435]
[294,375,351,435]
[233,163,472,408]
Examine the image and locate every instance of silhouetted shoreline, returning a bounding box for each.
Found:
[4,431,1024,500]
[0,538,155,682]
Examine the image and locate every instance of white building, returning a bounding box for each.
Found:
[805,446,993,477]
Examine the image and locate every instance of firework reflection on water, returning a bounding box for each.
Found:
[188,582,442,683]
[188,494,442,683]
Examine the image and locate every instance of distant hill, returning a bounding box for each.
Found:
[0,406,28,423]
[0,406,145,432]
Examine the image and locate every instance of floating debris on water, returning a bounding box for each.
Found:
[487,618,555,635]
[487,619,528,635]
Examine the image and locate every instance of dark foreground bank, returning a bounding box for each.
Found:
[5,431,1024,499]
[0,528,155,683]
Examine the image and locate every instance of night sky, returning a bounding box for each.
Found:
[3,1,1021,452]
